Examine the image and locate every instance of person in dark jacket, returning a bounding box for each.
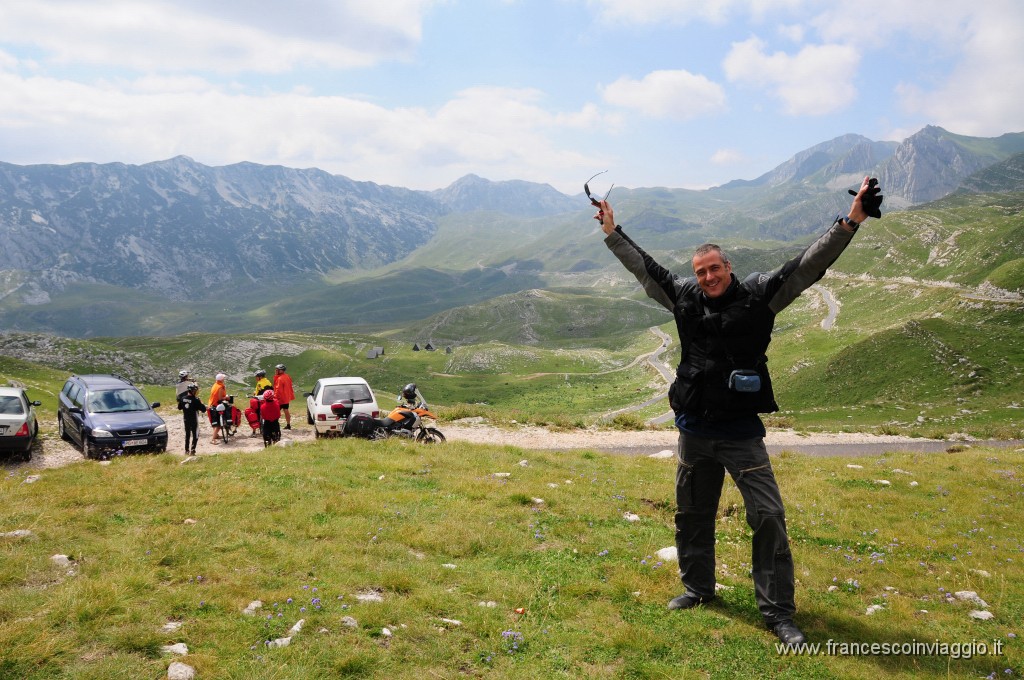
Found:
[595,176,881,646]
[177,382,207,455]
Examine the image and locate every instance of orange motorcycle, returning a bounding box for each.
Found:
[329,400,446,443]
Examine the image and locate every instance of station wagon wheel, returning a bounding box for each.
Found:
[82,437,94,460]
[58,416,71,442]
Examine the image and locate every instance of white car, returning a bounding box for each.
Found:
[305,377,380,437]
[0,386,42,461]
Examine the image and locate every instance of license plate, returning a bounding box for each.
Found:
[123,438,148,447]
[0,426,7,434]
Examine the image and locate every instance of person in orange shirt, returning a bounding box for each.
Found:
[272,364,295,430]
[209,373,228,444]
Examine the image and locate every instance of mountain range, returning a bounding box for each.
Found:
[1,124,1023,337]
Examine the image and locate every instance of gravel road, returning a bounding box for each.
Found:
[9,412,1014,477]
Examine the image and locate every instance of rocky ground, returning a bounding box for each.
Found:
[3,411,960,476]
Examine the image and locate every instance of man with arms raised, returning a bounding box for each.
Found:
[595,177,882,645]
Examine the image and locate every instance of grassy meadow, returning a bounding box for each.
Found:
[2,437,1022,679]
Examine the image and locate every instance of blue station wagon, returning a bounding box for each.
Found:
[57,374,168,458]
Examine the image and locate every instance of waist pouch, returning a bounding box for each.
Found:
[728,369,761,393]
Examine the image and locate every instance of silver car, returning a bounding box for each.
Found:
[0,386,41,461]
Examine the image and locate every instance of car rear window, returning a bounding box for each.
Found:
[0,396,25,415]
[321,384,372,404]
[87,388,151,413]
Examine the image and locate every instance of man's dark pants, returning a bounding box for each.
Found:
[674,432,796,625]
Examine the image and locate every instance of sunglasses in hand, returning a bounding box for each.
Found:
[584,171,614,207]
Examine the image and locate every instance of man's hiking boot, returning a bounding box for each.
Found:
[770,620,806,645]
[667,593,715,610]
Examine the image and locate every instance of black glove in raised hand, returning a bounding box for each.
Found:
[849,177,883,219]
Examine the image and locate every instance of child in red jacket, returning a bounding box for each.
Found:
[259,389,282,447]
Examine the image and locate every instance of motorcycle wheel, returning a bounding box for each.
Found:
[369,427,389,441]
[416,428,446,444]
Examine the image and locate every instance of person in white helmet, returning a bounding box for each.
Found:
[175,370,193,400]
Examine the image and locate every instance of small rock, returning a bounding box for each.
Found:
[23,475,41,484]
[183,519,197,525]
[289,619,305,635]
[969,610,994,621]
[547,483,559,488]
[846,464,863,469]
[531,498,544,505]
[478,601,497,608]
[179,457,199,465]
[518,460,529,467]
[954,591,989,608]
[50,554,73,568]
[161,642,188,656]
[167,661,196,680]
[874,479,891,486]
[970,569,991,578]
[623,512,640,522]
[242,600,263,615]
[341,616,359,628]
[891,468,911,475]
[655,546,678,562]
[439,618,462,627]
[866,604,885,615]
[356,591,383,603]
[909,481,919,487]
[649,449,675,459]
[714,583,733,592]
[441,563,457,570]
[492,472,511,478]
[276,439,295,447]
[162,621,183,632]
[266,636,291,648]
[1,529,32,539]
[827,585,839,592]
[381,627,393,638]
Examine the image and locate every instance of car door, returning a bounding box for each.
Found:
[65,382,86,444]
[21,390,38,438]
[306,380,322,420]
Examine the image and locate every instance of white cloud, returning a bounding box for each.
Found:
[776,23,804,43]
[601,70,726,119]
[710,148,745,165]
[588,0,806,25]
[0,72,603,192]
[892,3,1024,136]
[0,0,437,74]
[723,37,859,115]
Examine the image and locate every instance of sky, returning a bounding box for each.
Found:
[1,0,1023,195]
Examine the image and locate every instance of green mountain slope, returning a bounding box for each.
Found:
[830,192,1024,289]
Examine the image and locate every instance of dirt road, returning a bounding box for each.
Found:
[6,413,1018,477]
